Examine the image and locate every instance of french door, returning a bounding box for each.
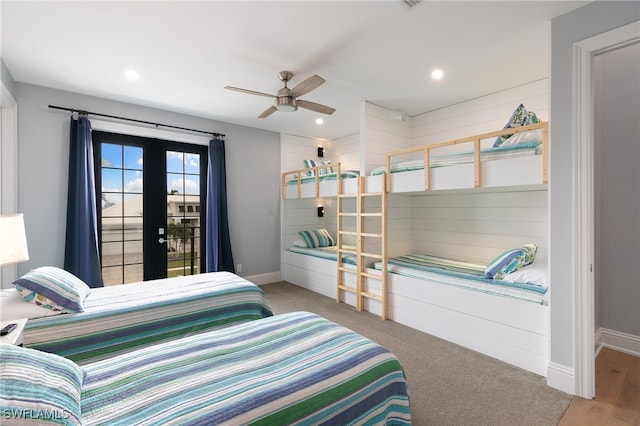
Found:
[92,131,208,285]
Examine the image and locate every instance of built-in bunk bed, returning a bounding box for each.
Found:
[281,113,550,376]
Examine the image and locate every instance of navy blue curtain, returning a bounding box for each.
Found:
[64,116,103,287]
[205,138,235,273]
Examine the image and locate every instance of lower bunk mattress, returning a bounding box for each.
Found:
[374,254,548,305]
[288,245,357,265]
[0,272,273,363]
[0,312,412,425]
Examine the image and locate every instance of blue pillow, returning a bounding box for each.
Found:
[303,159,333,176]
[298,229,336,248]
[0,343,84,425]
[14,267,91,313]
[484,244,537,280]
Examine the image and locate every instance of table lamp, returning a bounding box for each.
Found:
[0,213,30,267]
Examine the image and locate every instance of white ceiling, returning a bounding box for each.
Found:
[1,1,589,140]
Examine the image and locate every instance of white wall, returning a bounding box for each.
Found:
[594,42,640,337]
[550,0,640,390]
[13,83,282,284]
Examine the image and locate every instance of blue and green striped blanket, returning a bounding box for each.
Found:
[370,142,541,175]
[22,272,273,364]
[289,245,357,265]
[376,254,548,305]
[81,311,411,425]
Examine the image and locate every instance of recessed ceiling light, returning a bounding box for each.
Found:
[124,69,140,81]
[431,69,444,80]
[315,118,324,125]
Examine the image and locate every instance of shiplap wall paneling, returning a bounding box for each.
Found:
[410,190,548,262]
[412,79,549,154]
[283,198,337,248]
[281,134,333,173]
[331,133,360,172]
[361,101,412,174]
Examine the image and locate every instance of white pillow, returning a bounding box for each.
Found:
[292,239,308,248]
[0,289,63,321]
[499,130,543,147]
[502,259,549,289]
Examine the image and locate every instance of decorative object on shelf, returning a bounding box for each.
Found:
[317,206,324,218]
[317,146,325,158]
[0,213,30,266]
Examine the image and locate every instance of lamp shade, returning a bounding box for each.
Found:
[0,214,30,266]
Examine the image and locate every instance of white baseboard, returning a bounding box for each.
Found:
[547,362,575,395]
[243,271,281,286]
[596,327,640,357]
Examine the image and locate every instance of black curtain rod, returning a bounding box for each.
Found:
[48,105,225,138]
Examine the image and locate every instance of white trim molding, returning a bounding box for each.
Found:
[573,20,640,400]
[596,328,640,358]
[246,271,281,286]
[547,362,576,396]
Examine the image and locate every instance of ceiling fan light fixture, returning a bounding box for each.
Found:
[275,96,297,112]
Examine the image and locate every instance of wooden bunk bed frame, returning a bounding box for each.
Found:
[281,121,550,376]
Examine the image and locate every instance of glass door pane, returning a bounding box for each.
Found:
[99,143,144,285]
[166,151,201,277]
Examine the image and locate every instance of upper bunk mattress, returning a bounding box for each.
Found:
[370,142,541,175]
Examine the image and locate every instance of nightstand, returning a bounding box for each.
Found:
[0,318,28,346]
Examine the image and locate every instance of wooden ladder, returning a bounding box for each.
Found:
[336,165,388,319]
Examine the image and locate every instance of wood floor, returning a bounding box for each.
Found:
[559,348,640,425]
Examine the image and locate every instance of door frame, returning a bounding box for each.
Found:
[573,20,640,399]
[90,120,210,282]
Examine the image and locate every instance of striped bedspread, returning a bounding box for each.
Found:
[23,272,273,364]
[370,142,541,175]
[81,311,411,425]
[375,254,548,305]
[286,170,360,185]
[289,245,357,265]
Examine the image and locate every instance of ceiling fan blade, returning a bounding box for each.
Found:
[290,75,325,97]
[258,105,277,119]
[224,86,275,98]
[297,100,336,115]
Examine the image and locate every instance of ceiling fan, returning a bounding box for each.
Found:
[225,71,336,119]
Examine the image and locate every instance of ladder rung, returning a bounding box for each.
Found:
[339,212,357,217]
[338,285,357,293]
[360,252,382,260]
[361,192,383,197]
[361,291,382,301]
[338,248,357,255]
[361,271,384,279]
[361,232,382,238]
[339,231,357,236]
[339,244,357,250]
[361,212,382,217]
[338,193,357,198]
[338,266,356,273]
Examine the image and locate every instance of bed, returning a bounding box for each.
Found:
[0,270,273,364]
[1,311,411,425]
[281,121,548,199]
[284,247,550,376]
[374,252,548,305]
[288,245,357,265]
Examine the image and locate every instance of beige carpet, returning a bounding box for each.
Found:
[261,281,574,426]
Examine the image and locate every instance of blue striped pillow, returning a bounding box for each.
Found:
[0,343,84,425]
[484,244,537,280]
[298,229,336,248]
[14,267,91,313]
[303,159,333,176]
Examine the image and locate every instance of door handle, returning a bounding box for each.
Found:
[158,238,167,244]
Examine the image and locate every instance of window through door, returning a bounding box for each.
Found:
[93,131,208,285]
